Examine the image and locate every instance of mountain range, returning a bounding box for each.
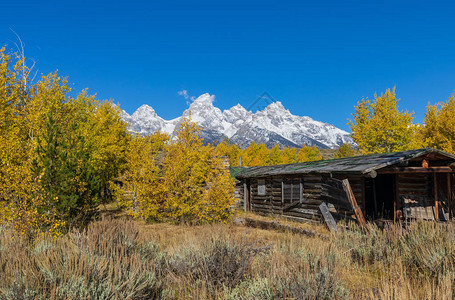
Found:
[120,93,353,149]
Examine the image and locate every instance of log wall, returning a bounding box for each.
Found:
[234,180,244,207]
[397,173,430,198]
[333,175,363,210]
[233,172,455,222]
[235,174,357,223]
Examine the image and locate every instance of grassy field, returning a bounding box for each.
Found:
[1,208,455,299]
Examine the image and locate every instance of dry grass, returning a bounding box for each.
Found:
[1,210,455,299]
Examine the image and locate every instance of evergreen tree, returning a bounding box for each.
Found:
[34,109,100,230]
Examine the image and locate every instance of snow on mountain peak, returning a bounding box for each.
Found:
[122,93,354,149]
[191,93,215,105]
[224,104,250,116]
[132,104,157,118]
[265,101,287,112]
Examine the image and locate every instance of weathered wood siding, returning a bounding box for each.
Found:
[234,180,244,207]
[397,174,435,220]
[234,174,358,223]
[397,174,430,198]
[333,175,363,211]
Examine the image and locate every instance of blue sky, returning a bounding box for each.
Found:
[2,0,455,130]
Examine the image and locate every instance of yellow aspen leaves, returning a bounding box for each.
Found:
[0,47,129,237]
[421,94,455,154]
[348,87,415,154]
[114,119,235,224]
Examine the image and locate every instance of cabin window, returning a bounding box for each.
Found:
[282,178,302,203]
[257,179,266,195]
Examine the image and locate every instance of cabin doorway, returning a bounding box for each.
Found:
[364,174,396,220]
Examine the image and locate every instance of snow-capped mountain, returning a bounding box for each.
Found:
[121,93,353,149]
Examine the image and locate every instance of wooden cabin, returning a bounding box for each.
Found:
[231,148,455,224]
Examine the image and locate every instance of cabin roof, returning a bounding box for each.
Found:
[233,148,455,179]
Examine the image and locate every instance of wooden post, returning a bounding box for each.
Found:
[452,174,455,219]
[243,183,248,212]
[290,179,293,203]
[434,173,439,221]
[448,173,452,220]
[361,177,366,215]
[247,180,251,212]
[394,201,397,223]
[394,174,400,222]
[372,179,378,218]
[342,179,366,226]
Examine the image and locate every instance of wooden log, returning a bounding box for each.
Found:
[289,207,320,215]
[280,215,321,224]
[379,167,453,174]
[342,179,366,226]
[284,211,321,220]
[282,200,301,211]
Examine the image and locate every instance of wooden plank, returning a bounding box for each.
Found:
[282,200,302,211]
[319,202,337,232]
[342,179,366,226]
[401,195,436,221]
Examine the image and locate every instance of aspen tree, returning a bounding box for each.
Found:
[349,88,414,154]
[162,118,235,223]
[334,143,357,158]
[421,94,455,154]
[268,144,283,165]
[281,147,298,164]
[298,145,323,162]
